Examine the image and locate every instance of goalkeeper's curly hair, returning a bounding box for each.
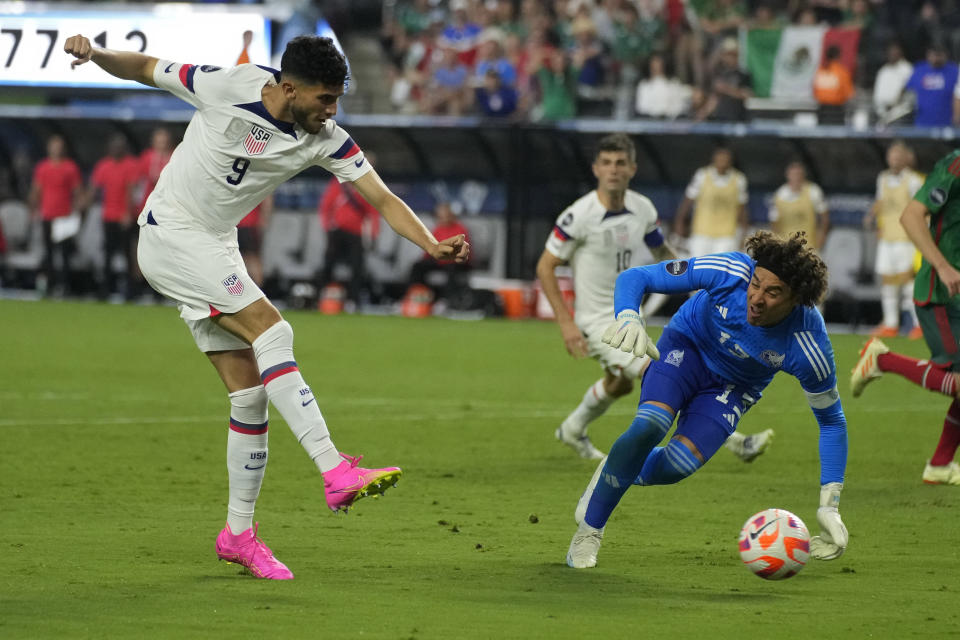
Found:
[745,230,828,307]
[281,36,348,88]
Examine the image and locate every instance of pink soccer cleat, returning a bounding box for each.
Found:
[323,453,402,513]
[215,523,294,580]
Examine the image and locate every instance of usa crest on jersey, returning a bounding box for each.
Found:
[222,273,244,296]
[243,125,272,155]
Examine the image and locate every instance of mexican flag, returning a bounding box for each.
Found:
[744,26,860,99]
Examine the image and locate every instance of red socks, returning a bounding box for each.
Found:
[932,400,960,466]
[876,352,958,396]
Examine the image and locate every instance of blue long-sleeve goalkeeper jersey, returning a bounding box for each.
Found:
[615,253,847,484]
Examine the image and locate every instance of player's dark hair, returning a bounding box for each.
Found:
[745,230,828,306]
[280,36,349,87]
[595,133,636,163]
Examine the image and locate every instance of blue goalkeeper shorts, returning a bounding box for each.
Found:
[637,328,756,461]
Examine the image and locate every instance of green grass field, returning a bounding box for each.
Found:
[2,299,959,639]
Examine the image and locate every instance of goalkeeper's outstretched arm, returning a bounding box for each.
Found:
[63,34,158,88]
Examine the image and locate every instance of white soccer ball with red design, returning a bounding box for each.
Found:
[738,508,810,580]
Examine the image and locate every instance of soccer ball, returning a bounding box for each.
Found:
[738,508,810,580]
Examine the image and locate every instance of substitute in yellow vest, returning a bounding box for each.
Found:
[768,161,830,249]
[673,147,749,257]
[863,140,924,338]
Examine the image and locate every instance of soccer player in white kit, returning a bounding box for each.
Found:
[536,134,772,461]
[63,34,469,580]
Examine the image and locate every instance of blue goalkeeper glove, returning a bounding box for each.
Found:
[601,309,659,360]
[809,482,848,560]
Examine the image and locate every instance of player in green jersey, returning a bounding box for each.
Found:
[852,149,960,485]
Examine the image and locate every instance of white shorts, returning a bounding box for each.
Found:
[137,222,263,352]
[584,324,649,379]
[875,240,917,276]
[688,234,738,258]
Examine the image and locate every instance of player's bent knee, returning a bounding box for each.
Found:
[639,438,703,485]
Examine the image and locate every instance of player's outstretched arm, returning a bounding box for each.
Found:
[63,34,158,87]
[901,200,960,296]
[353,169,470,263]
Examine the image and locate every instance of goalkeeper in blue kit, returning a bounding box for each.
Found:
[566,231,850,568]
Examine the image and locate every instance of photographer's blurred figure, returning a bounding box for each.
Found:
[408,201,471,303]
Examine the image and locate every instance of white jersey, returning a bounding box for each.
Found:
[141,61,371,233]
[545,189,661,332]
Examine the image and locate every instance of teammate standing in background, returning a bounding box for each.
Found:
[29,134,83,297]
[862,141,924,339]
[673,146,749,257]
[237,194,273,287]
[566,231,849,569]
[136,127,174,213]
[769,160,830,250]
[88,134,141,299]
[317,153,381,310]
[64,33,468,580]
[852,148,960,485]
[537,134,772,462]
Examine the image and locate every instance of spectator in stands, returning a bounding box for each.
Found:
[137,127,174,213]
[702,37,753,122]
[88,134,140,299]
[531,48,577,121]
[475,68,519,117]
[873,42,914,124]
[611,2,664,81]
[673,146,749,257]
[813,45,855,124]
[904,42,958,127]
[421,46,471,115]
[749,2,785,29]
[440,0,482,67]
[408,200,471,301]
[862,140,924,339]
[473,27,516,87]
[635,53,692,119]
[697,0,747,54]
[769,160,830,250]
[665,0,704,89]
[237,194,273,287]
[29,135,83,296]
[569,15,609,116]
[317,153,380,310]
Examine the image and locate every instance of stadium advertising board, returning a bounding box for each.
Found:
[0,3,270,88]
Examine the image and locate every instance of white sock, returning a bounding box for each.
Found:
[562,379,616,435]
[252,321,341,472]
[881,284,899,328]
[226,385,269,534]
[902,283,919,327]
[724,430,745,452]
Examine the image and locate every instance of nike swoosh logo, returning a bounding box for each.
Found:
[164,62,175,73]
[301,397,315,407]
[750,517,780,540]
[354,158,364,168]
[244,463,266,470]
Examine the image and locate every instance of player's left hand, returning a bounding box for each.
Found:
[430,234,469,263]
[809,482,847,560]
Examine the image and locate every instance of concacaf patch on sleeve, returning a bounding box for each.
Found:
[930,188,947,205]
[665,260,688,276]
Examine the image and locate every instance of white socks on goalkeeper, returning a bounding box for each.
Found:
[252,321,342,473]
[226,385,269,534]
[561,379,615,436]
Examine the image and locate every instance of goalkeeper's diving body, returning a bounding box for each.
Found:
[566,231,849,568]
